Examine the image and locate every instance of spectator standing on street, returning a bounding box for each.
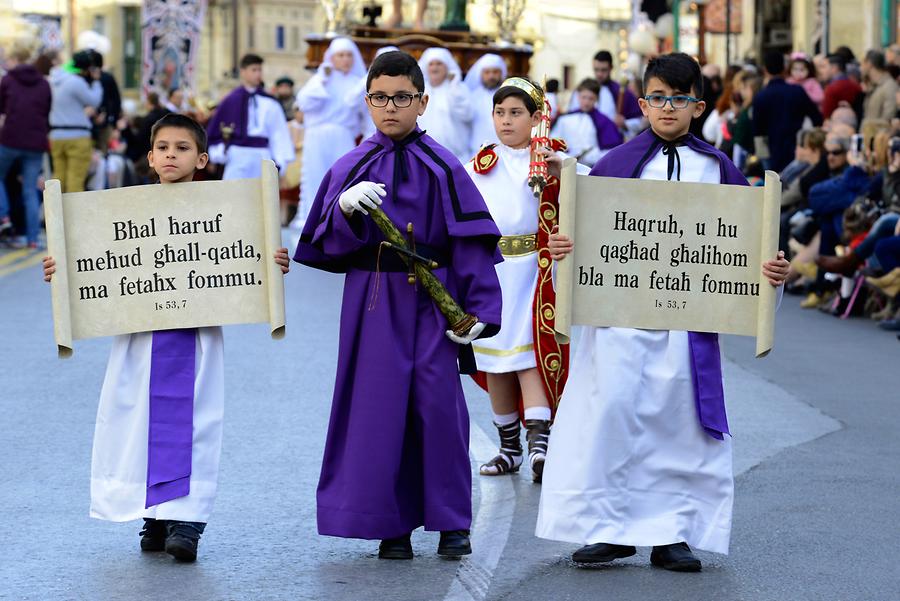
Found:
[861,49,898,127]
[85,50,122,152]
[822,54,863,120]
[0,45,51,247]
[753,51,823,172]
[49,50,103,192]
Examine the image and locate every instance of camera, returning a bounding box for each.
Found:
[851,133,864,155]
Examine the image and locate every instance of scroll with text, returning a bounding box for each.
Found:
[554,158,780,357]
[45,160,286,358]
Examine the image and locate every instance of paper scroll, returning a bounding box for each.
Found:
[45,160,286,358]
[554,157,780,357]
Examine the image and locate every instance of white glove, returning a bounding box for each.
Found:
[445,321,485,344]
[339,181,385,216]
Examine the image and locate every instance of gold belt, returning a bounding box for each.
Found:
[498,233,537,257]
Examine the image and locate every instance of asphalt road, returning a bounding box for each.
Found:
[0,235,897,601]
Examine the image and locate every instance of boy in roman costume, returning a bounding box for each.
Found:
[538,54,790,571]
[206,54,295,181]
[294,51,502,560]
[291,38,368,228]
[464,77,569,482]
[43,114,291,562]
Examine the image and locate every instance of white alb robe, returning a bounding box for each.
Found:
[568,84,644,138]
[468,86,499,157]
[90,328,225,523]
[466,144,538,372]
[419,79,473,161]
[208,93,295,181]
[295,70,364,226]
[550,113,610,167]
[536,146,734,554]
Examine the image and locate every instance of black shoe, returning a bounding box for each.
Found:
[571,542,636,564]
[650,542,702,572]
[165,521,205,562]
[437,530,471,557]
[378,534,413,560]
[139,518,167,552]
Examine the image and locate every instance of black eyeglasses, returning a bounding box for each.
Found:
[366,93,422,108]
[826,149,846,156]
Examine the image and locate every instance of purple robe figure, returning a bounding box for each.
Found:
[589,129,749,440]
[605,79,643,121]
[556,108,624,150]
[206,86,275,149]
[295,127,503,539]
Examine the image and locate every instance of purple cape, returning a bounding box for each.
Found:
[589,129,749,440]
[206,86,275,148]
[295,127,503,539]
[558,109,624,150]
[606,80,643,120]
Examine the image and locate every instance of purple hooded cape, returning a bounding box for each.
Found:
[295,127,503,539]
[589,129,748,440]
[606,80,643,120]
[206,86,276,148]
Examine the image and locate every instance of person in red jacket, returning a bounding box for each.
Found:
[821,54,863,119]
[0,46,52,248]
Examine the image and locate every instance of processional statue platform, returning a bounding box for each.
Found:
[306,21,532,75]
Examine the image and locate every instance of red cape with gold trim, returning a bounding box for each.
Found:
[470,142,570,416]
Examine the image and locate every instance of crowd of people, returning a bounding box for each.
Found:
[693,46,900,338]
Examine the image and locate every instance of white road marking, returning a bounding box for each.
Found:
[443,421,517,601]
[723,359,842,476]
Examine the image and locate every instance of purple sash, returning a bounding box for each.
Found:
[587,109,624,149]
[146,329,196,508]
[207,86,274,148]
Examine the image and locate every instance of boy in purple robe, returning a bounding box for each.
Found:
[43,114,291,562]
[537,53,790,572]
[294,51,502,560]
[567,50,644,136]
[552,78,623,167]
[206,53,295,180]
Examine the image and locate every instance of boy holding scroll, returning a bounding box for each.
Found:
[43,114,291,562]
[294,51,502,560]
[537,53,790,571]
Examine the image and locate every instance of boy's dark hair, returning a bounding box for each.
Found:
[642,52,704,98]
[546,78,559,93]
[865,49,886,71]
[827,53,848,72]
[593,50,613,65]
[240,53,264,69]
[150,113,208,153]
[576,78,601,96]
[492,79,540,114]
[366,51,425,93]
[763,51,785,76]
